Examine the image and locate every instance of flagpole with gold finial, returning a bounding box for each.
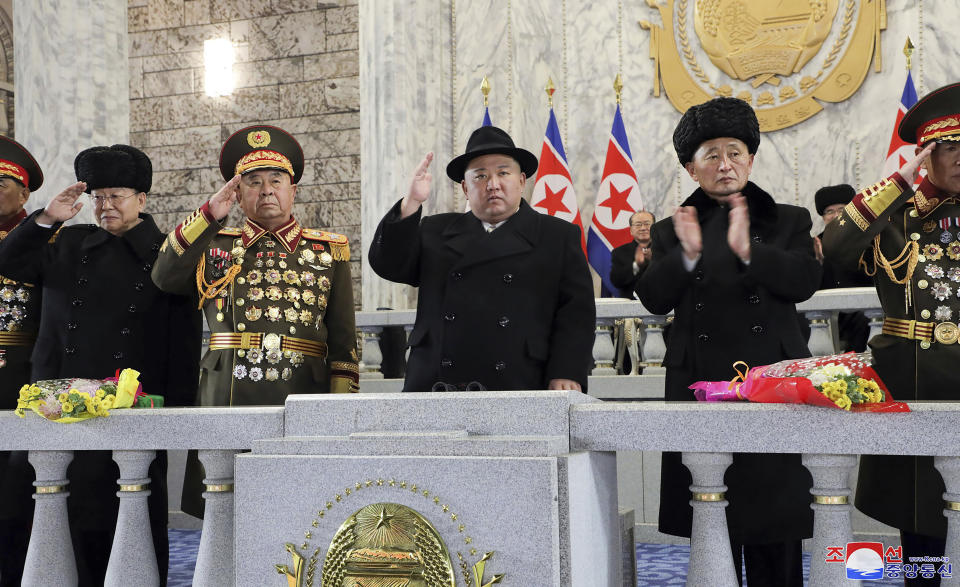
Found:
[481,76,491,107]
[545,77,555,108]
[904,36,915,71]
[614,73,623,106]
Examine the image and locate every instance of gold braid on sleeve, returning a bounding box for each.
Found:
[195,255,243,310]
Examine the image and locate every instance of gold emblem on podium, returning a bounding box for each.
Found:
[640,0,887,131]
[277,478,504,587]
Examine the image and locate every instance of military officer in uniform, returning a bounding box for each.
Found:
[823,82,960,582]
[368,125,595,392]
[151,125,359,516]
[0,136,42,587]
[0,144,200,585]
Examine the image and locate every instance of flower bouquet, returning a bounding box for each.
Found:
[690,353,910,412]
[15,368,144,423]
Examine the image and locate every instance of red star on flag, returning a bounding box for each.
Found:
[599,184,634,224]
[533,184,571,216]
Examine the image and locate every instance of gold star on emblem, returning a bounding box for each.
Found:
[376,507,395,529]
[464,536,472,544]
[838,217,846,226]
[442,505,449,512]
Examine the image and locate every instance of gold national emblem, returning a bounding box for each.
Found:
[248,129,272,148]
[641,0,887,131]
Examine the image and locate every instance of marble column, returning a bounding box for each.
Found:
[194,449,239,587]
[934,456,960,587]
[803,454,858,587]
[14,0,129,222]
[23,450,77,586]
[683,451,737,587]
[105,450,158,587]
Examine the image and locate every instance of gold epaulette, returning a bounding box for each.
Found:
[844,175,907,232]
[218,227,242,236]
[302,229,350,261]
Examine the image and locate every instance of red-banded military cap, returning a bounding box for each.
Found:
[0,136,43,191]
[899,82,960,146]
[219,125,304,184]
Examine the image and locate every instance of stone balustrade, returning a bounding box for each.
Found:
[2,395,958,585]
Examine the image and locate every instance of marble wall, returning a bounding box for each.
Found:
[126,0,361,302]
[360,0,959,310]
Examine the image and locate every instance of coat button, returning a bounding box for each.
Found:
[444,312,456,321]
[113,351,124,360]
[921,309,931,319]
[697,334,709,342]
[494,360,506,372]
[748,294,760,304]
[67,321,78,331]
[498,316,510,327]
[440,358,453,367]
[142,263,153,272]
[134,282,144,291]
[77,276,88,286]
[128,304,137,312]
[65,345,76,355]
[120,327,130,335]
[751,235,762,243]
[151,242,161,252]
[451,271,463,280]
[695,270,704,282]
[752,325,764,335]
[503,273,513,283]
[80,255,89,264]
[695,302,704,311]
[71,298,83,307]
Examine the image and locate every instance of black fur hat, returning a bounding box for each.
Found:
[74,144,152,194]
[814,184,855,216]
[673,97,761,165]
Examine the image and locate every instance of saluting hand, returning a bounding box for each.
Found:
[37,182,87,225]
[672,206,702,261]
[400,152,433,219]
[727,193,751,262]
[209,174,241,220]
[901,142,936,186]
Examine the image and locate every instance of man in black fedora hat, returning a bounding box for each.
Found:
[637,97,821,586]
[369,125,595,392]
[824,82,960,584]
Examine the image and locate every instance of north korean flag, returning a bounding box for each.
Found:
[587,104,642,296]
[531,108,587,255]
[882,70,921,183]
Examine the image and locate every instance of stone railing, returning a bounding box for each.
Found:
[3,395,959,586]
[355,288,882,395]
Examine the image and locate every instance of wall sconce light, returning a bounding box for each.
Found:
[204,38,234,97]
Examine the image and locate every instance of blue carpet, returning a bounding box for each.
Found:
[167,531,907,585]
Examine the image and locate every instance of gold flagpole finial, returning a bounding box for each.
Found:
[903,37,915,71]
[545,77,556,108]
[614,74,624,105]
[481,76,491,107]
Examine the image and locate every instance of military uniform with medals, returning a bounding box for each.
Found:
[0,137,42,587]
[151,126,359,407]
[823,83,960,547]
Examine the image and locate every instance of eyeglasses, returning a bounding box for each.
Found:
[91,192,139,206]
[630,221,653,228]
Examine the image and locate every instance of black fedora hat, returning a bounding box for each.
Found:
[446,126,538,182]
[0,136,42,192]
[899,82,960,146]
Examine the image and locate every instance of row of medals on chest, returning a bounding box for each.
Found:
[0,280,30,332]
[912,218,960,345]
[215,239,333,328]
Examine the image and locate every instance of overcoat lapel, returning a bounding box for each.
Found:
[448,200,540,270]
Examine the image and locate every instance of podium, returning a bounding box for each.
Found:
[234,391,621,586]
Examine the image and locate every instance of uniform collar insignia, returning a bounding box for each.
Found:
[913,177,958,218]
[242,216,302,252]
[0,208,26,234]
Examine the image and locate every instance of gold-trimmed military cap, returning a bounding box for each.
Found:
[0,136,43,191]
[899,82,960,146]
[219,125,304,184]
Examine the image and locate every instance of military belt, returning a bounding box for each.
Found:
[0,332,36,346]
[209,332,327,358]
[882,317,960,345]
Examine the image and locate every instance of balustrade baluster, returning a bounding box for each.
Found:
[105,450,158,587]
[805,311,835,356]
[592,319,616,375]
[802,454,858,586]
[864,309,883,342]
[640,316,668,371]
[359,327,384,379]
[935,456,960,587]
[23,450,77,586]
[194,449,240,587]
[682,452,737,586]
